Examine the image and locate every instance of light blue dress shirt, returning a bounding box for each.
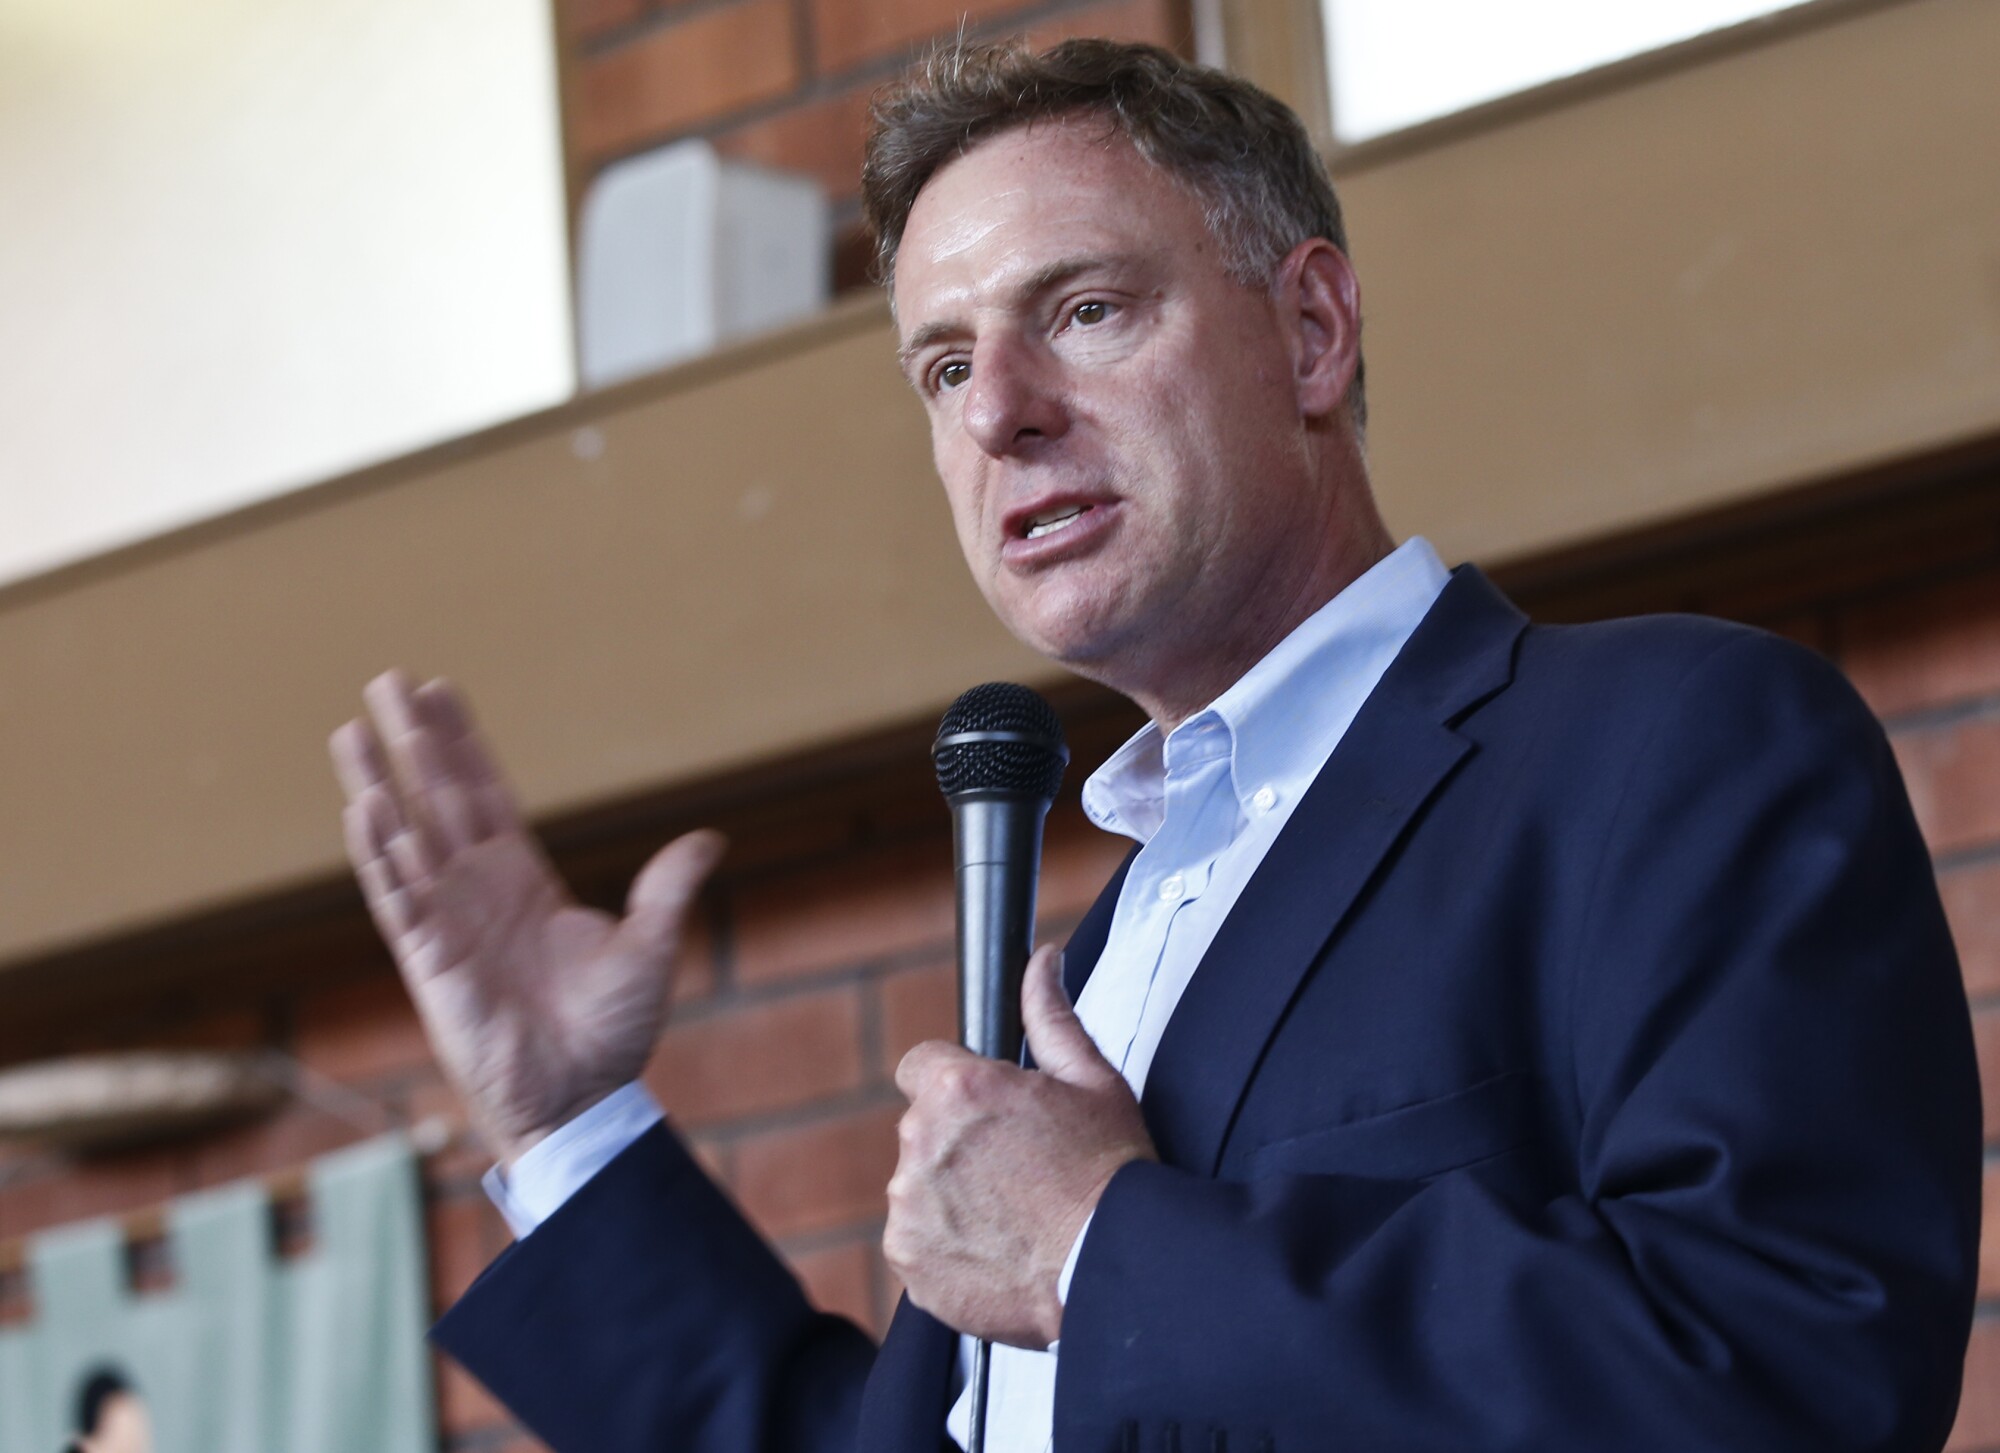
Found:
[488,537,1452,1453]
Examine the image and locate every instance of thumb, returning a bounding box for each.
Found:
[617,828,727,957]
[1021,944,1117,1088]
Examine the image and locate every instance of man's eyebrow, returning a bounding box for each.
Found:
[897,254,1123,375]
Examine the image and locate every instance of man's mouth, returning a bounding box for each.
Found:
[1023,505,1089,540]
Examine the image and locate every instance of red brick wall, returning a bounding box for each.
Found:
[0,788,1129,1453]
[4,544,2000,1449]
[557,0,1193,287]
[1837,573,2000,1452]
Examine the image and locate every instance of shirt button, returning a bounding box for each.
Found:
[1158,874,1186,902]
[1251,785,1278,814]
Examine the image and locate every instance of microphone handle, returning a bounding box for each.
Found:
[951,793,1049,1062]
[948,791,1050,1453]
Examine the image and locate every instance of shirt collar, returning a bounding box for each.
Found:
[1081,537,1451,843]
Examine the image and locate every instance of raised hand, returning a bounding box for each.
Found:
[329,671,723,1165]
[886,945,1156,1348]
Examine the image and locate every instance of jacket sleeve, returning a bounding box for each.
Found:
[1053,634,1981,1453]
[433,1121,876,1453]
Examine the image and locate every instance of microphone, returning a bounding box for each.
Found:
[933,682,1069,1064]
[932,682,1067,1453]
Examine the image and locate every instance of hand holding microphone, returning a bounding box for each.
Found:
[885,684,1155,1352]
[887,943,1156,1349]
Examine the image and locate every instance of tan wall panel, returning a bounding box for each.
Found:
[0,299,1055,968]
[1345,0,2000,560]
[5,0,2000,970]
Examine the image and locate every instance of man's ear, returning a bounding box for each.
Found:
[1278,238,1362,422]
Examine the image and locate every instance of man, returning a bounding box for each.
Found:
[330,40,1979,1453]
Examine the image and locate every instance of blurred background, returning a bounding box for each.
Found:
[2,0,1999,1447]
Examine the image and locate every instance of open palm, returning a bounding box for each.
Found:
[331,672,721,1163]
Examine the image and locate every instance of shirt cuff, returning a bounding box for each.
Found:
[480,1082,665,1239]
[1056,1209,1093,1305]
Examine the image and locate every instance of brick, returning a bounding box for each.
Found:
[732,840,955,986]
[1976,1006,2000,1145]
[1038,811,1131,921]
[1983,1165,2000,1301]
[1843,575,2000,721]
[426,1190,508,1312]
[1023,0,1185,51]
[878,956,957,1072]
[573,0,801,164]
[810,0,1024,75]
[187,1102,371,1190]
[732,1102,900,1239]
[880,1258,907,1325]
[1756,610,1831,658]
[563,0,646,41]
[644,985,865,1125]
[294,972,436,1086]
[787,1236,879,1328]
[427,1192,517,1431]
[403,1075,489,1181]
[1895,717,2000,858]
[715,86,874,203]
[148,1006,273,1053]
[673,908,721,1004]
[1950,1316,2000,1450]
[0,1149,181,1241]
[434,1350,514,1438]
[687,1132,735,1185]
[1942,861,2000,1001]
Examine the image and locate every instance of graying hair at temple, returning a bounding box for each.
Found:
[859,37,1367,431]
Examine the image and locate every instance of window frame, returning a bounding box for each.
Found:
[1209,0,1916,171]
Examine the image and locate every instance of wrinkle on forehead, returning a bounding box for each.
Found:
[919,184,1031,265]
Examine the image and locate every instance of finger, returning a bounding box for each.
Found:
[412,677,523,841]
[329,717,396,806]
[1022,945,1119,1089]
[363,670,461,859]
[334,721,439,887]
[358,856,422,945]
[343,795,428,945]
[895,1039,974,1101]
[613,829,728,960]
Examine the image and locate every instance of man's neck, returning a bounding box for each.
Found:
[1134,528,1397,734]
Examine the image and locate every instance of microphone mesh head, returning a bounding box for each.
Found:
[933,683,1067,800]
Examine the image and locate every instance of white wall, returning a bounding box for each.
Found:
[0,0,574,586]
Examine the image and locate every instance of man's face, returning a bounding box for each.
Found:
[893,116,1348,696]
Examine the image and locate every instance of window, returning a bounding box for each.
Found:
[0,0,572,587]
[1323,0,1817,144]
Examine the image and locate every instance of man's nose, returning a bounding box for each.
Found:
[961,339,1068,457]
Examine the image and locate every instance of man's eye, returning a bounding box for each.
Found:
[1074,301,1110,325]
[936,360,971,391]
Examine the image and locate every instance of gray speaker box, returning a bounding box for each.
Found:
[577,140,831,389]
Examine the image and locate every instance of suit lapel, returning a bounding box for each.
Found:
[1139,566,1526,1176]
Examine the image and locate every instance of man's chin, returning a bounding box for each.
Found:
[1010,616,1134,683]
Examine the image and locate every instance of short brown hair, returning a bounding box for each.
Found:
[861,38,1365,429]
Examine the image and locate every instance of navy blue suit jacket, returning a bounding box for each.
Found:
[436,567,1980,1452]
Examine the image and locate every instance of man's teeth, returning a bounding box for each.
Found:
[1025,506,1087,540]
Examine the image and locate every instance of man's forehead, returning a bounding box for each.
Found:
[892,121,1185,330]
[910,114,1152,225]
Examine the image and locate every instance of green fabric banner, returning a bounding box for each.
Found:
[0,1133,435,1453]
